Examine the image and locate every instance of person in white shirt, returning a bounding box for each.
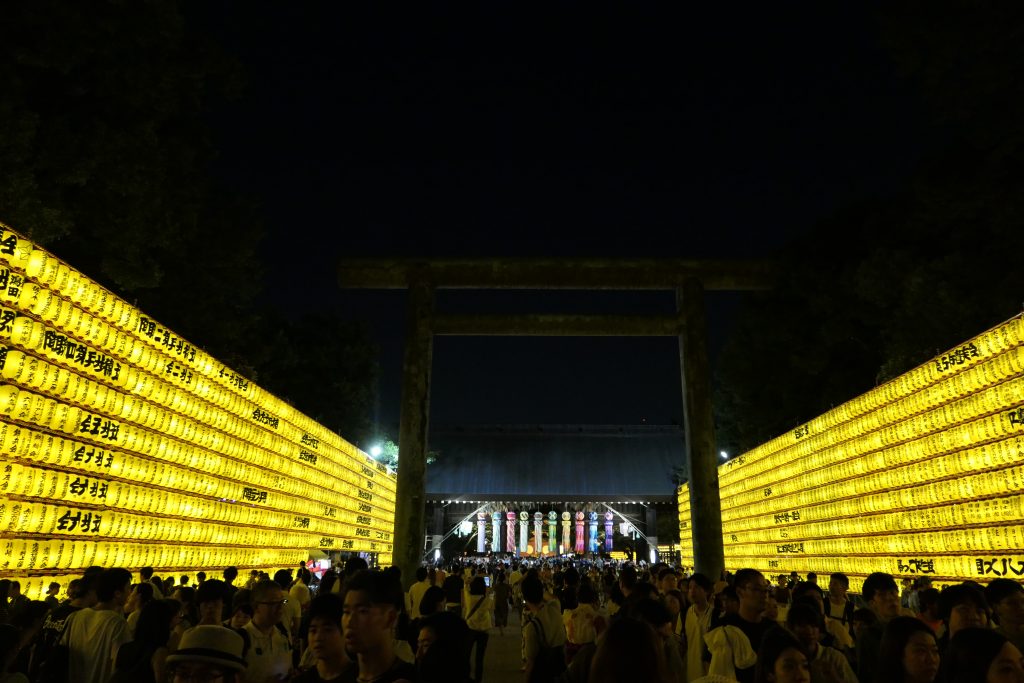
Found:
[61,568,132,683]
[684,572,715,682]
[465,576,494,683]
[243,580,293,682]
[407,567,431,620]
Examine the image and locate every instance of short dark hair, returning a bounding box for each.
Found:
[419,586,446,616]
[521,576,544,605]
[252,579,283,603]
[344,557,369,576]
[688,572,713,593]
[829,573,849,589]
[96,568,132,602]
[578,584,598,605]
[469,577,486,596]
[273,569,292,590]
[135,599,179,648]
[196,579,227,605]
[876,617,936,683]
[948,628,1011,683]
[791,582,823,603]
[862,572,897,603]
[344,570,403,611]
[619,566,638,589]
[416,567,428,582]
[938,583,988,623]
[140,567,154,580]
[134,582,155,605]
[630,598,672,627]
[223,566,238,582]
[787,602,825,630]
[919,588,940,613]
[308,592,345,626]
[985,579,1024,610]
[733,568,763,591]
[196,572,206,582]
[754,627,806,683]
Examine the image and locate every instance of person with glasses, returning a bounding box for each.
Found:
[164,625,247,683]
[242,579,293,682]
[703,568,774,683]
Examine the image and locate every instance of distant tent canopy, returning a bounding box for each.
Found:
[425,424,685,503]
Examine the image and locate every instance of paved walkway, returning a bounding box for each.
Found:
[480,607,526,683]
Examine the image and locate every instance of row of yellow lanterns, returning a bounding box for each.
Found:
[721,370,1024,501]
[726,524,1024,557]
[720,433,1023,520]
[0,375,396,513]
[723,493,1024,544]
[0,457,392,535]
[720,316,1024,488]
[723,473,1024,534]
[0,420,393,532]
[1,536,307,574]
[719,378,1024,503]
[0,225,390,484]
[0,321,396,503]
[720,554,1023,588]
[0,495,393,553]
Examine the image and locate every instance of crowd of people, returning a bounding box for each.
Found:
[2,560,1024,683]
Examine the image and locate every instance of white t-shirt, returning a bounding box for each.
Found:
[243,621,292,682]
[61,608,129,683]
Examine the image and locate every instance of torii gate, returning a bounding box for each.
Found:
[337,259,773,586]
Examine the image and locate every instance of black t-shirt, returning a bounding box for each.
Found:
[702,613,776,683]
[331,659,418,683]
[293,666,345,683]
[442,575,464,604]
[29,602,83,679]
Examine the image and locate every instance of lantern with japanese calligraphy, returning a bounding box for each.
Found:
[679,313,1024,586]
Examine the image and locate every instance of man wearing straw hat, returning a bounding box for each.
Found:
[164,625,247,683]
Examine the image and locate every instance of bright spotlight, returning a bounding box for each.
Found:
[719,451,728,459]
[370,445,383,458]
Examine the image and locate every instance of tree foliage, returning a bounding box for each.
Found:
[0,0,378,444]
[714,4,1024,454]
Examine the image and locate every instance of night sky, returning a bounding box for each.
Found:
[196,4,927,434]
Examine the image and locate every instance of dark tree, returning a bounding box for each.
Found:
[0,0,378,442]
[714,4,1024,454]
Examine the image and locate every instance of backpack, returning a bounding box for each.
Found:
[528,617,567,683]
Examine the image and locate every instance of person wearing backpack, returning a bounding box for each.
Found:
[522,576,566,683]
[464,576,494,683]
[242,580,293,681]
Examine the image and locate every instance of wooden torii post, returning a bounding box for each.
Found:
[337,259,773,586]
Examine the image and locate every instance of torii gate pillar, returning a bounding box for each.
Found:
[394,280,434,586]
[678,277,725,580]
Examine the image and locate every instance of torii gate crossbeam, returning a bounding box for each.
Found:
[338,258,774,586]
